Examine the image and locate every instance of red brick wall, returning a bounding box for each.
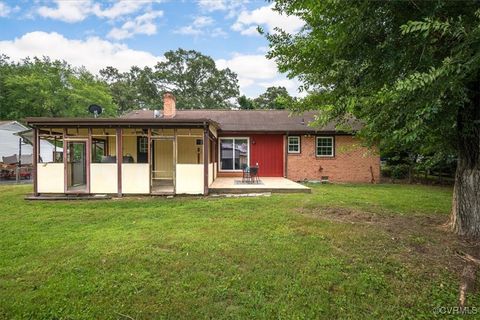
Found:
[287,135,380,183]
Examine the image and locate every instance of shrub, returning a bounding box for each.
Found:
[391,164,410,179]
[381,166,392,178]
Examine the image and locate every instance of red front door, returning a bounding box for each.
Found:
[250,134,284,177]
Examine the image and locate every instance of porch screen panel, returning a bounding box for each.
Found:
[91,128,116,163]
[38,128,64,163]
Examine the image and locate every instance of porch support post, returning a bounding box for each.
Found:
[148,128,151,194]
[116,128,122,197]
[33,127,39,196]
[87,128,92,194]
[203,124,209,196]
[63,128,67,194]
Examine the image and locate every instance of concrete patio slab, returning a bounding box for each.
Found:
[209,177,311,194]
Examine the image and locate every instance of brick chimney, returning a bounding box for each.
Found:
[163,92,176,118]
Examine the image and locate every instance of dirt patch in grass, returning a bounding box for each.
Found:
[298,206,480,275]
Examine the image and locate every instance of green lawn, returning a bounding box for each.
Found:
[0,183,476,319]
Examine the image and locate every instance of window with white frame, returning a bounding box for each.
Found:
[287,136,300,153]
[316,136,334,157]
[138,137,148,153]
[219,137,249,171]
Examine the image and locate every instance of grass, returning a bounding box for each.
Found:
[0,183,476,319]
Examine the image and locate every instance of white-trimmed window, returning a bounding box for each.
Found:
[288,136,300,154]
[138,137,148,153]
[219,137,249,171]
[316,136,334,157]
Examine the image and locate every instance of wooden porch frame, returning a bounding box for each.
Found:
[32,123,219,197]
[116,128,122,197]
[63,137,90,194]
[203,124,209,195]
[149,134,176,195]
[33,127,39,196]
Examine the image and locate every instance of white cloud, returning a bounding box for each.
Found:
[197,0,227,12]
[259,78,306,97]
[257,46,268,53]
[37,0,91,23]
[93,0,153,20]
[216,53,304,97]
[216,53,278,80]
[107,11,163,40]
[0,31,164,73]
[174,25,202,36]
[174,15,225,38]
[37,0,161,23]
[193,15,214,27]
[0,1,19,17]
[197,0,247,19]
[211,27,227,38]
[232,4,304,36]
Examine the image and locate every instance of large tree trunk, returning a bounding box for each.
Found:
[450,81,480,238]
[451,161,480,238]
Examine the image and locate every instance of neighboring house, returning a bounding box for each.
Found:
[0,121,62,164]
[26,93,380,196]
[0,121,30,161]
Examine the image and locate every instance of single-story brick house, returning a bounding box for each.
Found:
[26,93,380,197]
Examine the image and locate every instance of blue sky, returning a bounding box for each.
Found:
[0,0,305,98]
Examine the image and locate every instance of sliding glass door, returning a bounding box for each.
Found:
[219,138,249,171]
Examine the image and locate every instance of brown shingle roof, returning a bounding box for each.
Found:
[123,109,361,133]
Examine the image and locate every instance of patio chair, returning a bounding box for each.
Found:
[241,164,250,183]
[250,166,259,184]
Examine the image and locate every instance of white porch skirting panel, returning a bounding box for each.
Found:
[37,163,64,193]
[176,164,203,194]
[208,163,214,185]
[90,163,117,194]
[122,163,149,194]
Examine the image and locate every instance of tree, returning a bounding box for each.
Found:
[0,56,116,119]
[154,49,239,109]
[265,1,480,237]
[66,67,117,117]
[237,95,256,109]
[254,86,294,109]
[100,66,159,114]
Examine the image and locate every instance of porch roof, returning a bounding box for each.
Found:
[25,117,219,128]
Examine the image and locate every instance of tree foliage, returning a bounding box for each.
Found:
[154,49,239,109]
[237,95,256,110]
[100,66,159,114]
[253,86,294,109]
[236,87,295,110]
[0,56,116,119]
[266,0,480,237]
